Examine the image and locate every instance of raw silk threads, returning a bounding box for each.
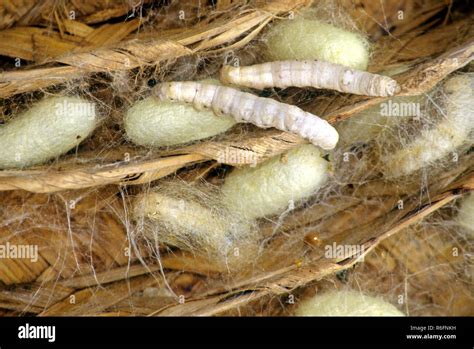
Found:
[382,74,473,178]
[133,182,258,266]
[0,96,97,169]
[221,144,328,220]
[220,61,399,97]
[264,18,370,71]
[124,82,236,147]
[154,81,339,150]
[295,290,405,316]
[336,95,424,145]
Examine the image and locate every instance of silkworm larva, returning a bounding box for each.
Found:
[221,144,328,220]
[0,96,97,169]
[383,74,473,178]
[220,61,399,97]
[154,81,339,150]
[295,290,405,316]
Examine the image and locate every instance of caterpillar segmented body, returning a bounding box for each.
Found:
[154,81,339,150]
[220,60,400,97]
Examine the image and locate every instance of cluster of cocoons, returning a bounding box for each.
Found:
[126,15,395,265]
[133,144,328,265]
[0,96,97,169]
[4,8,470,320]
[124,18,376,151]
[295,290,405,316]
[264,18,370,71]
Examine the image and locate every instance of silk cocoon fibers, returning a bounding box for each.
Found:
[124,81,236,147]
[133,182,259,267]
[382,74,473,178]
[221,144,328,220]
[295,290,405,316]
[337,95,425,145]
[0,96,97,169]
[264,18,369,70]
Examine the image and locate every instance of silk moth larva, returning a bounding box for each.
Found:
[221,144,328,220]
[383,74,473,178]
[0,96,97,169]
[265,18,370,71]
[154,81,339,150]
[295,290,405,316]
[220,61,399,97]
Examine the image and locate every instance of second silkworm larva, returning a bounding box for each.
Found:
[154,81,339,150]
[220,60,399,97]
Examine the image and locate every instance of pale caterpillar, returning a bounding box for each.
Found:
[220,61,400,97]
[0,96,97,169]
[124,80,236,147]
[383,74,473,178]
[154,81,339,150]
[295,290,405,316]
